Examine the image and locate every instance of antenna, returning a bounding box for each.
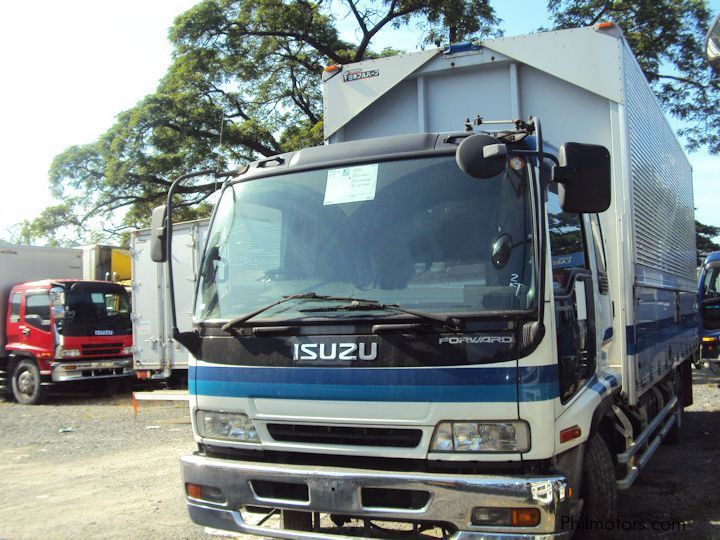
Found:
[215,112,225,190]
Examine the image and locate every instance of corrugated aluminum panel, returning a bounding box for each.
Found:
[623,44,695,289]
[131,219,208,375]
[622,42,696,398]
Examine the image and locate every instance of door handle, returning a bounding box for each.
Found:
[21,327,30,336]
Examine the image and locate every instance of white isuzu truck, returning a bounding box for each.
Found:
[157,25,696,538]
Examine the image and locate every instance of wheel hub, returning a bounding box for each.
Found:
[17,370,35,395]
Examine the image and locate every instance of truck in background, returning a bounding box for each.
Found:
[151,25,696,537]
[82,244,132,284]
[131,219,208,385]
[697,251,720,374]
[0,243,133,404]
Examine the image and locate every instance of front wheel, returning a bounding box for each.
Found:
[580,433,617,537]
[11,359,46,405]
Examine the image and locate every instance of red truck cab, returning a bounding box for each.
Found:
[5,279,133,404]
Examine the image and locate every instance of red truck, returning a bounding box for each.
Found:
[0,245,133,404]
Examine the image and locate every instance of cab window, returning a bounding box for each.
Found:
[9,292,21,323]
[25,293,51,331]
[547,188,588,289]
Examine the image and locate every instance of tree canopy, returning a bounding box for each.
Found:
[697,219,720,263]
[16,0,720,248]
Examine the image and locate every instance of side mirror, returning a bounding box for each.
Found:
[707,13,720,73]
[553,143,611,214]
[490,233,513,269]
[456,134,507,179]
[49,286,66,319]
[150,205,168,263]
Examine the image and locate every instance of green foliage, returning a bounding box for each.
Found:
[20,0,498,245]
[548,0,719,153]
[697,219,720,261]
[18,0,720,245]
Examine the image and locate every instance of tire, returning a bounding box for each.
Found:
[580,433,617,538]
[665,371,684,445]
[11,359,46,405]
[281,510,312,531]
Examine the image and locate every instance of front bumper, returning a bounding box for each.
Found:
[51,358,133,382]
[181,453,577,539]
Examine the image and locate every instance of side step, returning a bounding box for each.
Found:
[613,396,678,490]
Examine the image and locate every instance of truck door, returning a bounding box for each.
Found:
[5,291,23,349]
[20,291,53,368]
[547,190,597,405]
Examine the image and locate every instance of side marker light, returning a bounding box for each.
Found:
[559,425,582,444]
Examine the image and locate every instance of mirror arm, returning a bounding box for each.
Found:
[552,165,576,183]
[165,168,227,336]
[529,117,547,344]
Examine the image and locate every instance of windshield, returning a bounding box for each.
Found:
[58,284,132,336]
[701,263,720,300]
[196,156,536,322]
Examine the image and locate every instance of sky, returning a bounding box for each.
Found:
[0,0,719,242]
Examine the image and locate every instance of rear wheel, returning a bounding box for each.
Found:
[281,510,312,531]
[580,433,617,537]
[11,359,46,405]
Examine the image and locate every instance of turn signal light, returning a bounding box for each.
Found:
[596,21,615,30]
[471,507,540,527]
[186,483,226,504]
[186,483,203,499]
[324,65,340,72]
[512,508,541,527]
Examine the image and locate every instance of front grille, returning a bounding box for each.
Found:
[267,424,423,448]
[81,343,123,356]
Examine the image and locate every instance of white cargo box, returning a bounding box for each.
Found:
[323,25,695,403]
[131,219,208,378]
[0,243,83,352]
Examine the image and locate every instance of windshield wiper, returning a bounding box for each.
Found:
[298,300,463,332]
[220,292,382,332]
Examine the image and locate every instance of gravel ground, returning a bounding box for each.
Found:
[0,370,718,540]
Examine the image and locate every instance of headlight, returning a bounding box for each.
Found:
[430,421,530,453]
[61,348,81,358]
[196,410,260,444]
[122,346,134,355]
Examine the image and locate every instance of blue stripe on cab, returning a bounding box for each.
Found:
[191,364,559,403]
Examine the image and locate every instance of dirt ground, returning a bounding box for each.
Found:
[0,369,718,540]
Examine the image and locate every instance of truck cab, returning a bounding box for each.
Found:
[5,279,133,404]
[698,251,720,371]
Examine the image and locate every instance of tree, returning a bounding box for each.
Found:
[18,0,499,246]
[696,219,720,263]
[548,1,719,153]
[19,0,720,245]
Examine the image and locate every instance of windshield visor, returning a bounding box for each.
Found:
[196,156,536,322]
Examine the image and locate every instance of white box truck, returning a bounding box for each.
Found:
[160,25,695,537]
[130,219,208,384]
